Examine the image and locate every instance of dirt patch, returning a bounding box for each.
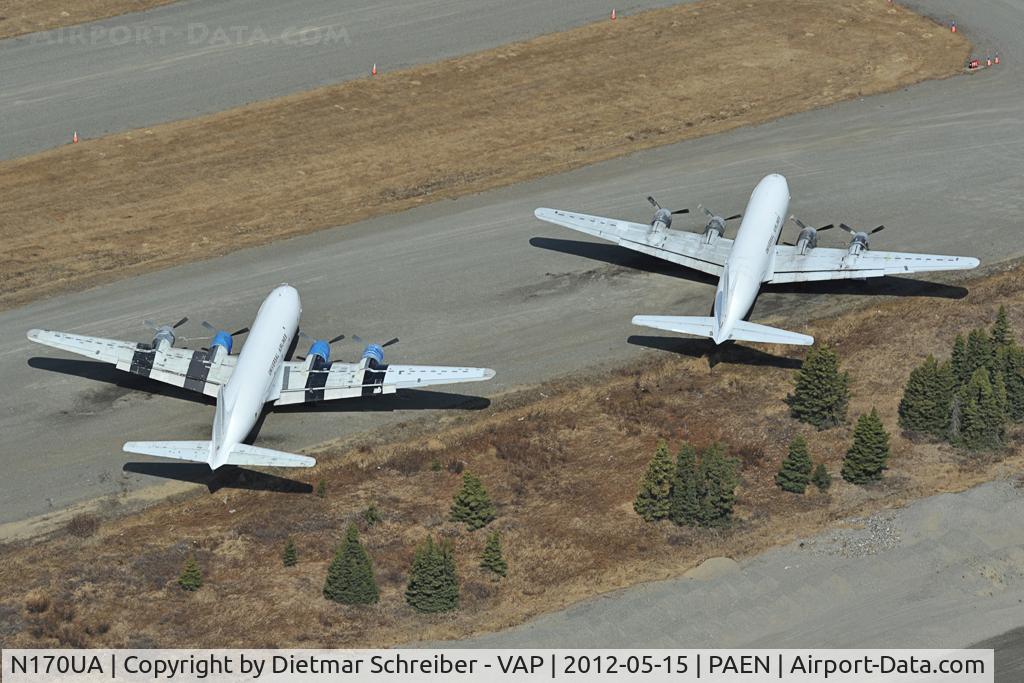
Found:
[0,0,968,310]
[0,0,178,39]
[1,261,1021,649]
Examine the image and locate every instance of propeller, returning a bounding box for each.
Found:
[351,335,400,349]
[201,320,250,337]
[144,316,188,331]
[699,205,742,222]
[791,216,835,232]
[839,223,885,235]
[647,195,689,215]
[296,330,346,361]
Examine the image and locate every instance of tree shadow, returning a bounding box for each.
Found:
[27,357,213,405]
[122,462,313,493]
[627,335,804,370]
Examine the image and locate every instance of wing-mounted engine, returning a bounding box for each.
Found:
[839,223,885,258]
[699,205,742,245]
[296,332,346,371]
[144,317,188,351]
[646,195,688,234]
[201,321,249,364]
[788,217,835,255]
[356,336,399,370]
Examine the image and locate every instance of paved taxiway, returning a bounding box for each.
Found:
[0,0,679,160]
[2,0,1023,525]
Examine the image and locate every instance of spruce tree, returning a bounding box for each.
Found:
[841,408,891,484]
[898,355,954,438]
[965,328,993,378]
[316,479,326,499]
[282,538,298,567]
[954,368,1006,451]
[950,334,968,386]
[789,344,850,428]
[812,463,832,492]
[991,306,1014,350]
[479,531,508,578]
[668,443,701,526]
[633,441,675,522]
[323,524,379,605]
[405,537,459,613]
[178,554,203,591]
[997,345,1024,421]
[697,444,738,527]
[776,435,813,494]
[449,473,497,530]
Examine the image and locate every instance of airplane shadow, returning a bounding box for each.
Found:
[27,357,213,405]
[532,237,969,299]
[122,462,313,494]
[628,335,803,370]
[271,389,491,414]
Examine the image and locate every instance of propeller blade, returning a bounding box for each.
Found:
[172,316,189,329]
[231,327,250,337]
[791,216,808,230]
[670,208,689,215]
[647,196,661,210]
[201,320,216,332]
[382,337,400,348]
[328,334,346,344]
[700,205,713,218]
[782,241,795,247]
[839,223,855,233]
[817,224,835,232]
[725,214,742,221]
[297,329,310,341]
[871,225,885,234]
[351,334,364,345]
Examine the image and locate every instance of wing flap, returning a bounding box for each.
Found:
[770,246,979,283]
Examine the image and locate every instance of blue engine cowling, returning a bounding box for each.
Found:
[362,343,385,368]
[210,330,234,355]
[308,340,331,363]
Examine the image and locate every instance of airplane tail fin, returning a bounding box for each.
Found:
[123,441,316,469]
[631,315,813,346]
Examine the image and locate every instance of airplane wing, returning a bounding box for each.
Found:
[273,358,495,405]
[27,329,236,398]
[767,246,980,284]
[535,208,732,277]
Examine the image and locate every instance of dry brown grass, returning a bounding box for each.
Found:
[0,0,968,310]
[0,0,178,39]
[0,263,1021,649]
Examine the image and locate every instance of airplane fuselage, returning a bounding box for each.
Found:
[711,174,789,344]
[211,285,301,468]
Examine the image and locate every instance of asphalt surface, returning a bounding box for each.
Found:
[0,0,680,160]
[455,481,1024,682]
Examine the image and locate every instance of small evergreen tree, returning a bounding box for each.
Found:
[991,306,1014,350]
[776,435,813,494]
[450,473,497,530]
[178,554,203,591]
[965,328,993,379]
[697,444,738,526]
[898,355,955,438]
[316,478,326,499]
[950,334,968,385]
[406,537,459,613]
[789,344,850,428]
[282,538,298,567]
[633,442,676,522]
[668,443,701,526]
[363,503,383,526]
[841,408,891,484]
[323,524,379,605]
[479,531,508,578]
[812,463,832,492]
[954,368,1006,451]
[997,345,1024,421]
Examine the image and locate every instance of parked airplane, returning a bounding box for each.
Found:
[535,173,979,346]
[27,285,495,469]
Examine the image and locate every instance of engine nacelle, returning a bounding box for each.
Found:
[151,328,175,352]
[650,207,673,231]
[848,232,869,257]
[208,330,234,363]
[795,227,818,255]
[362,343,386,369]
[304,339,331,371]
[702,216,726,244]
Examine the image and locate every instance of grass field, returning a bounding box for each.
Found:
[0,0,178,39]
[1,261,1020,649]
[0,0,969,310]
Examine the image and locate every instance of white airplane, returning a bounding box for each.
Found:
[27,285,495,469]
[536,173,979,346]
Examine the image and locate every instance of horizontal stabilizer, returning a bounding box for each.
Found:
[631,315,813,346]
[224,443,316,468]
[123,441,316,468]
[632,315,716,337]
[730,320,813,346]
[123,440,211,462]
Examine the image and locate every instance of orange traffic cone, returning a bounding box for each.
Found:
[72,131,78,144]
[994,54,1000,65]
[986,56,993,67]
[950,21,957,33]
[611,8,616,20]
[371,63,377,76]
